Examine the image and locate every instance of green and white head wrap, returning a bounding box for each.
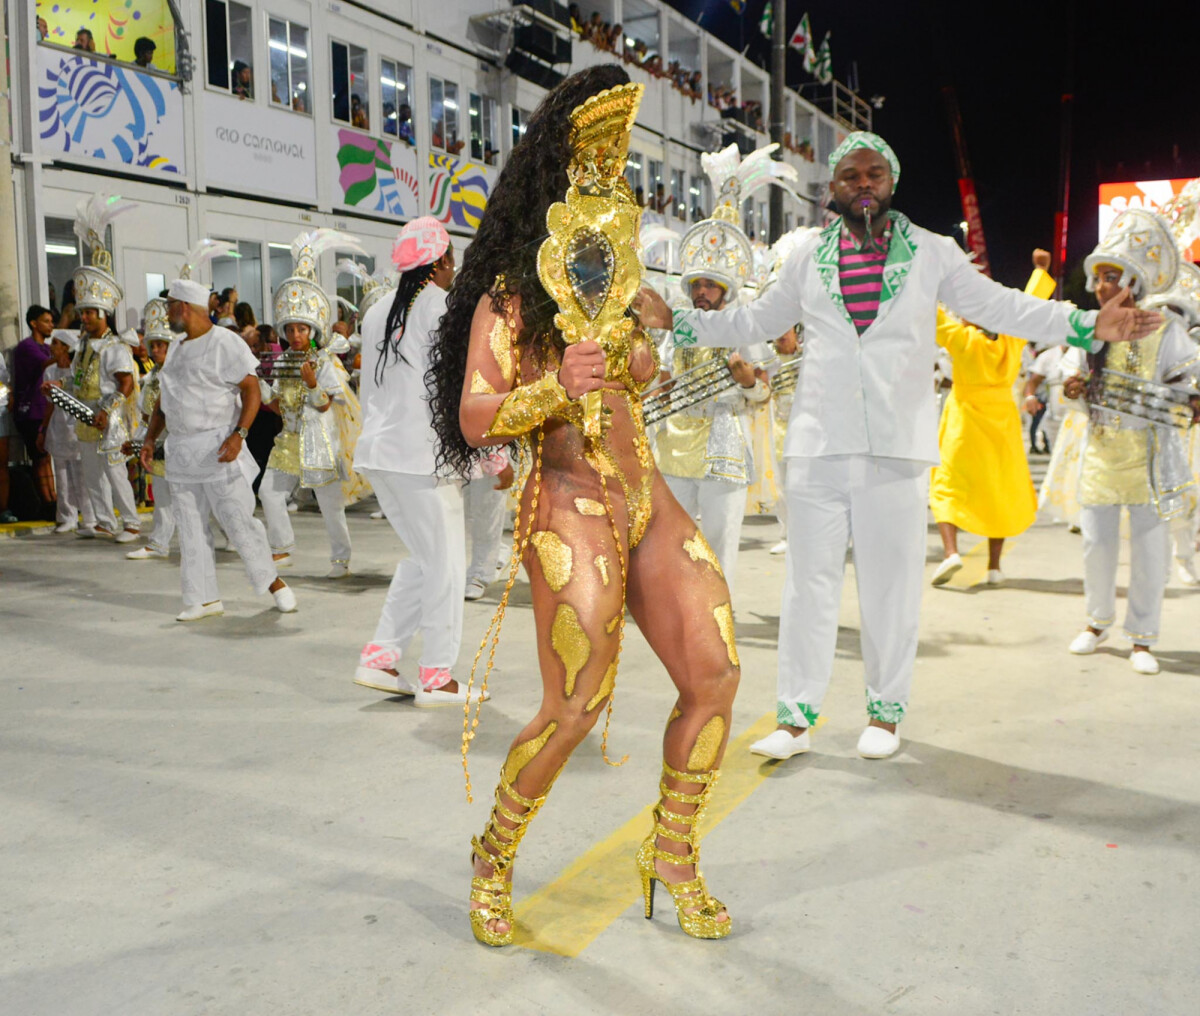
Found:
[827,131,900,188]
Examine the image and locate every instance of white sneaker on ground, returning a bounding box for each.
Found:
[75,526,97,539]
[857,725,900,759]
[126,545,169,560]
[272,585,298,613]
[352,666,417,695]
[1176,558,1199,586]
[464,578,486,601]
[114,529,139,544]
[176,600,224,622]
[1068,629,1108,655]
[53,522,77,534]
[749,728,810,759]
[986,569,1005,586]
[1130,650,1160,675]
[273,554,293,569]
[931,553,963,586]
[286,501,298,514]
[326,562,350,579]
[369,510,384,520]
[768,539,788,556]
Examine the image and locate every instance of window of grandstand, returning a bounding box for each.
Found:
[429,76,462,154]
[212,240,265,321]
[39,0,180,76]
[511,106,530,148]
[469,93,498,165]
[689,174,709,221]
[269,242,293,302]
[625,151,644,204]
[44,217,111,323]
[331,39,369,130]
[268,16,310,113]
[670,169,687,222]
[205,0,253,94]
[381,59,414,143]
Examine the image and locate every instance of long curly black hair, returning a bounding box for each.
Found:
[426,63,631,478]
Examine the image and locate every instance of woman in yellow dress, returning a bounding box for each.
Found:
[928,261,1054,585]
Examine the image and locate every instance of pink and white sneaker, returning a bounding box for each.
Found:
[413,666,490,708]
[353,643,417,695]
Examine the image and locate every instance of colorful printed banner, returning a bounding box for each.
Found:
[37,47,183,173]
[38,0,178,74]
[428,153,492,231]
[334,129,420,218]
[1099,180,1200,261]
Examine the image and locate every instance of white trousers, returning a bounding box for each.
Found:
[172,472,277,608]
[664,474,748,599]
[464,475,508,585]
[1080,504,1170,644]
[80,441,140,532]
[777,454,929,728]
[146,476,175,553]
[53,456,94,528]
[364,469,465,669]
[259,467,351,564]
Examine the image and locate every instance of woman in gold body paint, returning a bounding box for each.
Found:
[428,65,741,946]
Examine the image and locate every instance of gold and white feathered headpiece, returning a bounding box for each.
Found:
[679,143,803,300]
[274,229,365,346]
[72,193,136,314]
[1146,180,1200,328]
[337,258,396,322]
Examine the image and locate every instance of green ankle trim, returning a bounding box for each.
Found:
[777,701,818,728]
[866,696,906,724]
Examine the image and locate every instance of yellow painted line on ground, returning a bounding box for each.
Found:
[946,537,992,589]
[514,711,826,956]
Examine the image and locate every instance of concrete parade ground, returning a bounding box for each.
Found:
[2,490,1198,1016]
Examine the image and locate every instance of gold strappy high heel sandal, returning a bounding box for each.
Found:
[469,775,547,947]
[635,762,731,940]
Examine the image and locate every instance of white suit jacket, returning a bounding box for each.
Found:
[673,213,1099,465]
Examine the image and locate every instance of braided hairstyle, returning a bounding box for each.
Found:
[426,63,631,478]
[374,262,438,384]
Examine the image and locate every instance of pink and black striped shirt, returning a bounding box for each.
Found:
[839,219,893,335]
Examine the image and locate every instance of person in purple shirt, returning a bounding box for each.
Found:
[12,304,56,506]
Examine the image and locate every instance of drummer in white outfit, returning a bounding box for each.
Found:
[352,217,484,707]
[141,279,296,621]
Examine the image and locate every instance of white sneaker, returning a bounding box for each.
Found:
[273,554,293,569]
[464,578,486,601]
[53,522,77,534]
[286,501,298,514]
[1068,629,1108,655]
[326,562,350,579]
[114,529,140,544]
[857,725,900,759]
[369,510,384,520]
[768,539,788,556]
[75,526,97,539]
[931,553,963,586]
[272,585,298,613]
[176,600,224,622]
[749,728,810,759]
[352,666,417,696]
[1130,650,1160,675]
[413,675,490,708]
[986,569,1005,586]
[126,545,169,560]
[1177,558,1200,586]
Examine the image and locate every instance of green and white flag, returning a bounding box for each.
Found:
[789,12,815,71]
[815,31,832,84]
[760,2,772,37]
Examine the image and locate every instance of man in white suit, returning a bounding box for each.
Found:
[635,131,1161,761]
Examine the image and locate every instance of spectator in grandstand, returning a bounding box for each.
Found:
[73,28,95,52]
[134,37,156,69]
[232,60,253,100]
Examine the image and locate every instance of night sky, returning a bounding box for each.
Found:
[665,0,1200,293]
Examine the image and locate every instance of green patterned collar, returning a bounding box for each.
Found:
[814,211,919,330]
